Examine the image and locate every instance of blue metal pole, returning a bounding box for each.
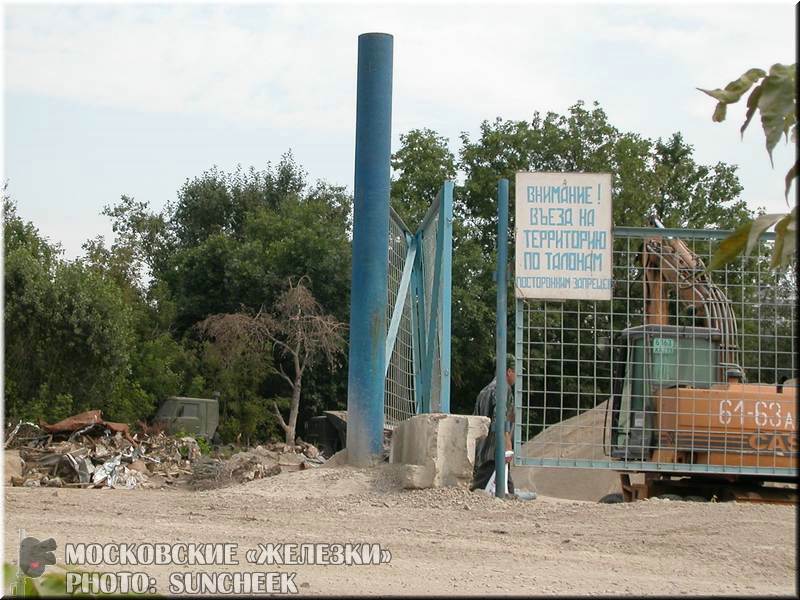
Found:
[494,178,509,498]
[346,32,393,466]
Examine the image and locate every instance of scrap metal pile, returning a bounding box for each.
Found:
[5,411,325,490]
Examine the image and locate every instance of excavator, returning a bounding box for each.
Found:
[605,216,798,502]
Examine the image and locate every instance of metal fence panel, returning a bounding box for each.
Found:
[385,212,417,426]
[384,183,453,425]
[515,226,797,478]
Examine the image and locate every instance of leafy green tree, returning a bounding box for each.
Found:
[391,128,457,226]
[170,157,307,248]
[100,156,353,439]
[235,184,352,321]
[189,334,275,446]
[82,217,194,418]
[459,102,750,237]
[4,199,139,422]
[135,157,353,333]
[100,194,171,283]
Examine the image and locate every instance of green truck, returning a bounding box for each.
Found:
[154,395,220,441]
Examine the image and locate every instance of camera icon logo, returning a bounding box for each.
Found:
[19,536,57,578]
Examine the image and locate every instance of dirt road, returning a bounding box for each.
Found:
[4,464,797,596]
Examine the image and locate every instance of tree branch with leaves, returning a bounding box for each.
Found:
[698,63,797,269]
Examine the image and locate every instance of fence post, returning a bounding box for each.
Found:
[412,232,428,413]
[514,297,523,460]
[495,178,509,498]
[439,181,454,413]
[346,32,393,466]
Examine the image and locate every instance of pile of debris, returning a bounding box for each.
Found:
[5,411,324,490]
[190,441,325,490]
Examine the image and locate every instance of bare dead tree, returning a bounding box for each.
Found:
[195,312,270,369]
[195,276,347,446]
[195,311,272,444]
[258,276,347,446]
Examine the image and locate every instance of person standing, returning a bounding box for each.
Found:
[470,354,516,493]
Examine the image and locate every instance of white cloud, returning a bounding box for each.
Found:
[6,5,351,130]
[6,3,795,127]
[5,4,612,135]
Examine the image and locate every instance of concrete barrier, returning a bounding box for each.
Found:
[390,413,490,488]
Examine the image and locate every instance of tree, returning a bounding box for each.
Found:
[101,157,354,437]
[170,157,306,248]
[391,128,457,226]
[196,277,346,445]
[459,102,750,237]
[699,63,797,269]
[82,209,195,418]
[129,158,353,333]
[194,311,275,445]
[259,278,346,446]
[4,198,139,422]
[100,194,172,284]
[450,101,752,413]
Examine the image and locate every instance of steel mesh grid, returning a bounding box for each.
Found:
[385,215,416,427]
[419,211,443,412]
[515,228,797,477]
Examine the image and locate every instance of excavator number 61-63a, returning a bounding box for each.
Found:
[606,217,797,502]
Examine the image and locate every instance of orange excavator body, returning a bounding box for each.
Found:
[653,383,797,470]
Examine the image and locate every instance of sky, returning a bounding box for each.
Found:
[2,1,797,259]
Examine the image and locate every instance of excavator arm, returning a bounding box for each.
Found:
[642,216,742,381]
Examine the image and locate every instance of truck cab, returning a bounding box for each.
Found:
[154,396,220,440]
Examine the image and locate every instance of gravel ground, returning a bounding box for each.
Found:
[4,463,797,596]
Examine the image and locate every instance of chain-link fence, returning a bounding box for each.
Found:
[514,226,797,478]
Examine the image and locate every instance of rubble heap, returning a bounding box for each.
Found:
[191,447,281,489]
[5,412,324,490]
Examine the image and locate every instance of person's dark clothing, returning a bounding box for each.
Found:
[470,377,514,493]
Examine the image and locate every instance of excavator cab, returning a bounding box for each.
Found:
[608,324,722,461]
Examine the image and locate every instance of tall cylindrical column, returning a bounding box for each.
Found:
[346,33,393,466]
[494,178,509,497]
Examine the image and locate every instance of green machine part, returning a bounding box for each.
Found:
[610,325,721,460]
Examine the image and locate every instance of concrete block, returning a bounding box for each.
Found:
[390,413,490,489]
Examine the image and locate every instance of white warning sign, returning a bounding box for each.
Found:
[514,172,613,300]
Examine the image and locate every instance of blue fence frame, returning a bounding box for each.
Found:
[385,182,453,421]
